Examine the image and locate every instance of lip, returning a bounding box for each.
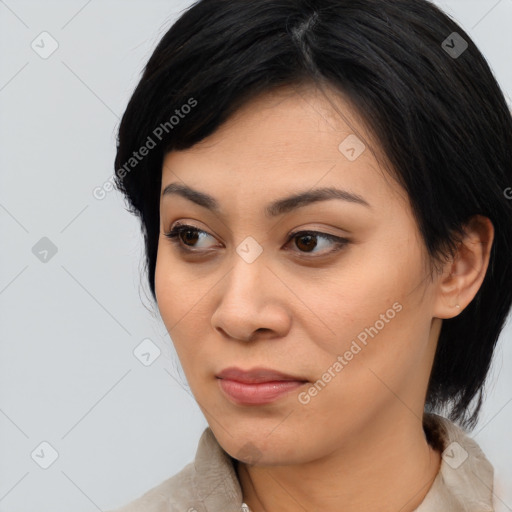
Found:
[218,379,307,405]
[216,366,307,383]
[216,366,308,405]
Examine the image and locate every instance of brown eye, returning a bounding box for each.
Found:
[287,230,349,256]
[164,223,218,251]
[164,224,348,257]
[179,227,200,246]
[295,233,318,252]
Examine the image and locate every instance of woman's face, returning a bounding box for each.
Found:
[155,85,445,464]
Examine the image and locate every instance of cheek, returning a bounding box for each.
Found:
[308,236,426,356]
[301,243,435,413]
[295,302,430,438]
[155,249,194,345]
[155,243,208,320]
[154,246,218,364]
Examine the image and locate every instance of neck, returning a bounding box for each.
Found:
[235,414,441,512]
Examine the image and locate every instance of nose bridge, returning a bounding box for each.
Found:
[212,242,290,340]
[223,240,269,305]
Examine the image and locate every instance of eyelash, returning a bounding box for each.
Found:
[163,223,349,257]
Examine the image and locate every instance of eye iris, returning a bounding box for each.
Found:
[181,228,199,246]
[296,234,317,252]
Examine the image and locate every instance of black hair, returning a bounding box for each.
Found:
[113,0,512,429]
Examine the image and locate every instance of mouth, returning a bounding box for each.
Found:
[216,366,308,383]
[216,366,309,405]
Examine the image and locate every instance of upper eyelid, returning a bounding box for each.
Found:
[167,221,214,236]
[165,222,342,237]
[165,223,347,245]
[166,223,211,238]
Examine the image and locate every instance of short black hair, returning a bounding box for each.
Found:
[114,0,512,429]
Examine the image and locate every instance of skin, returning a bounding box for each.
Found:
[154,83,494,512]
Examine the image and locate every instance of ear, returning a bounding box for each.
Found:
[432,215,494,319]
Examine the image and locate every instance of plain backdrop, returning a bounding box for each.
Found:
[0,1,511,511]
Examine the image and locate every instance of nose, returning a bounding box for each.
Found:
[211,253,292,342]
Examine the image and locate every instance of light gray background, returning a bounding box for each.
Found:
[0,1,511,511]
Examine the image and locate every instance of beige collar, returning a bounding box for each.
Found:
[111,413,495,511]
[191,413,494,512]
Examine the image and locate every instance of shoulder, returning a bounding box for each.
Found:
[106,426,243,512]
[417,413,495,511]
[106,460,197,512]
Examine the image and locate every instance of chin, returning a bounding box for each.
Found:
[211,423,309,466]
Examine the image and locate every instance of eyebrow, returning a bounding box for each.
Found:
[161,182,371,217]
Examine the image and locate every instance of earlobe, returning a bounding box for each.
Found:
[433,215,494,319]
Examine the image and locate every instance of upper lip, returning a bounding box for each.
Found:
[216,366,308,383]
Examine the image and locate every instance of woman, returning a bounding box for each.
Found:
[109,0,512,510]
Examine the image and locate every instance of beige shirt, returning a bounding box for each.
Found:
[109,413,495,512]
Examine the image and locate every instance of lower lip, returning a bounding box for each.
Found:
[217,378,306,405]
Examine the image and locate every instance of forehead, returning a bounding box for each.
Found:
[161,84,405,208]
